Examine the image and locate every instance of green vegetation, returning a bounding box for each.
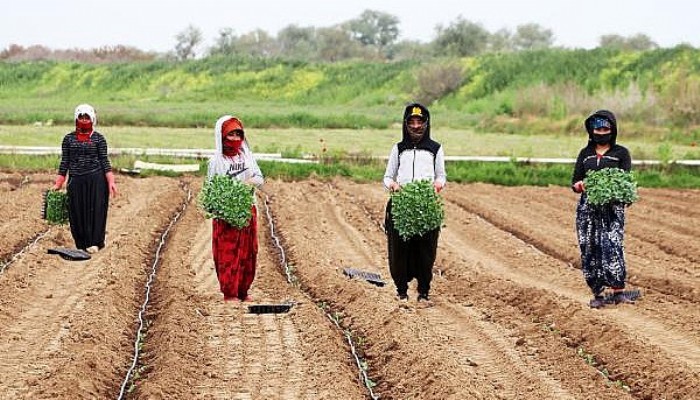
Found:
[584,168,639,205]
[199,174,254,228]
[3,155,698,189]
[390,180,445,240]
[2,47,699,188]
[2,47,700,137]
[2,125,699,161]
[43,190,68,224]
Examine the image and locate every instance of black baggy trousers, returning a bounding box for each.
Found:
[385,199,439,296]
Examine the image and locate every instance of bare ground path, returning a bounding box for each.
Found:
[133,180,367,400]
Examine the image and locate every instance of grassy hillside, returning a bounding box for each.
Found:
[1,47,700,144]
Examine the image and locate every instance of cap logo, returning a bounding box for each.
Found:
[411,106,423,118]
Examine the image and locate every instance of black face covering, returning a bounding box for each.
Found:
[592,133,612,145]
[406,120,427,143]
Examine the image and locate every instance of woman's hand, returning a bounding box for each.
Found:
[389,182,400,192]
[433,181,444,193]
[573,180,585,193]
[106,172,118,197]
[52,175,66,190]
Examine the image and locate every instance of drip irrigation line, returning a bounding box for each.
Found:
[263,194,380,400]
[117,186,192,400]
[327,313,380,400]
[263,196,291,284]
[0,229,51,276]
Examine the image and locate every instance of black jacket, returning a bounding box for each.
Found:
[571,110,632,190]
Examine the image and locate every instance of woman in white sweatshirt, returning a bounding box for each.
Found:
[383,103,446,303]
[206,115,264,302]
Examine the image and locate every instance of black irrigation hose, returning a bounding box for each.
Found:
[0,229,52,276]
[263,195,380,400]
[117,186,192,400]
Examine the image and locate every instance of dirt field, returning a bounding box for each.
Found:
[0,173,698,399]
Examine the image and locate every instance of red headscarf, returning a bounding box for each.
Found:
[221,118,244,156]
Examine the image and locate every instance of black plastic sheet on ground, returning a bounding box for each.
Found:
[47,248,91,261]
[248,304,293,314]
[343,267,385,287]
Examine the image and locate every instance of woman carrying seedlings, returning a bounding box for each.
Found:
[52,104,117,253]
[572,109,633,308]
[206,115,264,302]
[383,103,446,302]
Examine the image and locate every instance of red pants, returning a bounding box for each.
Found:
[212,206,258,300]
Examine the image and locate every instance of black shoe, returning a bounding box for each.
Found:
[417,293,430,302]
[589,296,605,309]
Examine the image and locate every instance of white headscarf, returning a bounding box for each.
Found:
[74,104,97,125]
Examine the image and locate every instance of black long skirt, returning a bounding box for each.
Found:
[67,171,109,250]
[385,199,440,296]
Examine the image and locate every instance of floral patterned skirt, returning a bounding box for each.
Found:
[576,195,627,296]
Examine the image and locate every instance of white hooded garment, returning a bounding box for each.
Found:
[74,104,97,125]
[207,115,264,190]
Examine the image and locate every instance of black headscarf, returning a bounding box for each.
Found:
[584,109,618,147]
[398,102,440,155]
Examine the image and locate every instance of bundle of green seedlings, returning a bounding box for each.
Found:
[584,168,639,206]
[199,174,254,228]
[43,190,69,225]
[391,180,445,240]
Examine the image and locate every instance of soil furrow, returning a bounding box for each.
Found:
[133,183,366,399]
[0,175,184,398]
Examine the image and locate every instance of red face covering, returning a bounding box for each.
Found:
[223,138,243,156]
[76,119,93,142]
[221,118,244,156]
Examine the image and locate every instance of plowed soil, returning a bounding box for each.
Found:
[0,173,698,399]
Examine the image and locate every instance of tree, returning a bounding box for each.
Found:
[390,39,434,61]
[433,17,489,57]
[488,28,514,53]
[599,33,658,51]
[346,9,400,50]
[208,28,238,56]
[174,25,204,60]
[626,34,658,51]
[316,26,368,61]
[236,29,277,57]
[277,25,318,60]
[512,23,554,51]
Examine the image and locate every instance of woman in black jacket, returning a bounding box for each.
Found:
[572,109,633,308]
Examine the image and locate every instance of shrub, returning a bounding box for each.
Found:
[413,62,464,105]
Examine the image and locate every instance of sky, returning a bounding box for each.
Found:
[2,0,698,53]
